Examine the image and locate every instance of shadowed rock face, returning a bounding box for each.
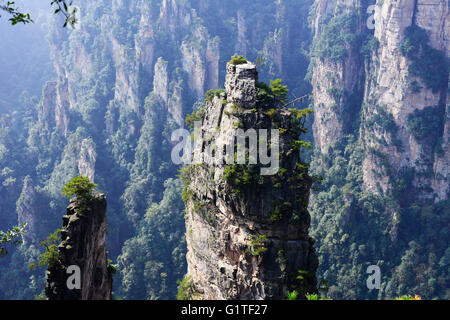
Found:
[184,63,318,300]
[46,194,112,300]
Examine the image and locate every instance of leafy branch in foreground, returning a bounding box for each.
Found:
[0,1,32,25]
[0,223,27,257]
[50,0,79,28]
[0,0,78,27]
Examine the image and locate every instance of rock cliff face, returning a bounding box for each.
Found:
[45,194,112,300]
[308,0,449,299]
[311,0,449,200]
[183,63,318,300]
[16,176,36,243]
[362,0,449,200]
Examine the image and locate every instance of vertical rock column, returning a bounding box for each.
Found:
[46,193,112,300]
[183,62,318,300]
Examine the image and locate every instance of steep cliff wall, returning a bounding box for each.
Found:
[183,63,317,300]
[362,0,449,200]
[309,0,449,299]
[45,193,112,300]
[311,0,449,200]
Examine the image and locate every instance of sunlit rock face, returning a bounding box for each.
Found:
[184,63,318,300]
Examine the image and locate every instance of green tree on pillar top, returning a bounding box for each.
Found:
[62,176,99,212]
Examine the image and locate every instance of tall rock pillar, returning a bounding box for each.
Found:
[45,193,113,300]
[182,62,318,300]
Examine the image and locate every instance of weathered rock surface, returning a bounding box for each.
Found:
[362,0,449,200]
[184,63,318,300]
[45,194,112,300]
[311,0,449,201]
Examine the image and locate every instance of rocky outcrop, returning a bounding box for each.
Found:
[154,57,169,104]
[183,63,318,300]
[16,176,36,243]
[77,139,97,182]
[310,0,366,152]
[45,194,112,300]
[362,0,449,200]
[39,81,70,136]
[310,0,449,201]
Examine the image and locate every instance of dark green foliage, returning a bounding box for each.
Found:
[312,12,359,62]
[310,135,450,300]
[107,261,117,276]
[223,164,261,195]
[360,34,379,60]
[365,105,402,149]
[287,269,316,298]
[185,107,205,131]
[407,105,445,150]
[62,175,98,202]
[256,79,290,107]
[270,79,289,105]
[289,108,313,132]
[248,235,268,256]
[256,82,276,106]
[400,25,448,93]
[116,179,187,300]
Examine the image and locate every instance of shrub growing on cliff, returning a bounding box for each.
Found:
[176,275,199,300]
[406,105,445,151]
[400,25,448,93]
[223,164,260,195]
[185,107,205,131]
[312,12,358,62]
[286,290,299,300]
[270,79,289,105]
[229,54,248,65]
[205,88,225,103]
[62,175,98,203]
[249,235,268,256]
[396,295,422,300]
[256,79,289,107]
[29,229,62,270]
